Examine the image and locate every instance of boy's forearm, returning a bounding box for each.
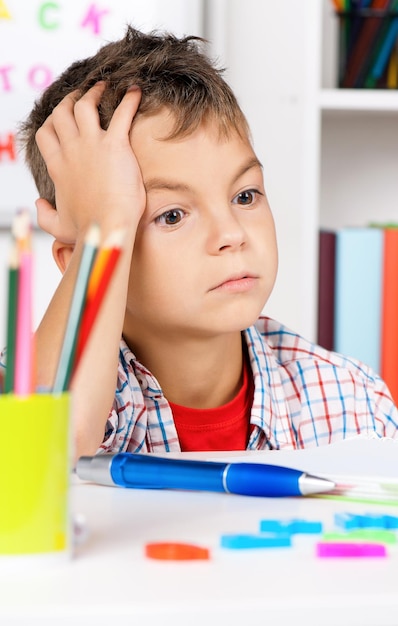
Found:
[36,232,135,461]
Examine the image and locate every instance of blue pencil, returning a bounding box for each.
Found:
[370,10,398,82]
[53,224,100,393]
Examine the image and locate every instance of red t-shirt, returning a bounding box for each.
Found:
[169,354,254,451]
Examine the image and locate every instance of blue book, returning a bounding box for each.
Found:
[334,227,383,373]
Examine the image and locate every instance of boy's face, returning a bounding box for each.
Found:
[124,109,278,344]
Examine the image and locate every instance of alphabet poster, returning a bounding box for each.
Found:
[0,0,202,223]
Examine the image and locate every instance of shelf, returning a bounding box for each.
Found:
[319,89,398,112]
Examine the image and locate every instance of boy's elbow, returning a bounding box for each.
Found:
[72,423,104,468]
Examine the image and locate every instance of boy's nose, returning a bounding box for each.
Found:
[206,207,247,254]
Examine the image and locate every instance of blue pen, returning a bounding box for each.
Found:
[76,453,335,497]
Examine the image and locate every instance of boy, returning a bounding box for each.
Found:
[6,26,398,459]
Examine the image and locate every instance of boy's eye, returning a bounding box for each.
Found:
[155,209,185,226]
[232,189,260,206]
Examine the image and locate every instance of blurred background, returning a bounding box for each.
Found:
[1,0,398,351]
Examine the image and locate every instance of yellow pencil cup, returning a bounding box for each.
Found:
[0,393,71,560]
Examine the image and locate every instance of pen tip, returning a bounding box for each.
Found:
[299,474,336,496]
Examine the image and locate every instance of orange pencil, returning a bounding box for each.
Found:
[85,243,111,302]
[331,0,342,11]
[76,228,125,363]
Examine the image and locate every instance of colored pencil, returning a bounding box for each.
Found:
[53,224,100,393]
[85,242,110,302]
[14,249,33,395]
[76,228,125,362]
[387,32,398,87]
[4,242,19,393]
[341,0,392,87]
[13,210,33,396]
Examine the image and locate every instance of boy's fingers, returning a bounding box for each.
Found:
[35,116,62,161]
[42,83,139,142]
[72,82,107,132]
[47,84,104,139]
[107,86,142,136]
[49,89,82,140]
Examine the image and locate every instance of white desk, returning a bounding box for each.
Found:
[1,472,398,626]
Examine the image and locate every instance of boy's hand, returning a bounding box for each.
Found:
[35,82,145,243]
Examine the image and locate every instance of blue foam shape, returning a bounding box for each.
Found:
[334,513,362,530]
[289,519,323,534]
[359,514,389,529]
[259,518,323,535]
[334,512,398,531]
[259,519,290,533]
[220,533,291,550]
[383,515,398,530]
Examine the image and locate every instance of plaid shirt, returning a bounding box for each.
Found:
[100,317,398,453]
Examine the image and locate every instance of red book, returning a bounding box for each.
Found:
[317,230,336,352]
[381,228,398,405]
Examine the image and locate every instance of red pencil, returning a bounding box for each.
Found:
[76,228,125,363]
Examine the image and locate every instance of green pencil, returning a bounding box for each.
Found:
[4,242,19,393]
[53,224,100,393]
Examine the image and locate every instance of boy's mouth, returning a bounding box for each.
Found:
[210,273,258,293]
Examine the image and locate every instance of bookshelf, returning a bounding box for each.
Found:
[319,2,398,237]
[319,89,398,110]
[319,3,398,349]
[207,0,398,342]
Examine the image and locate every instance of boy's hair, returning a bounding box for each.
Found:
[19,25,249,208]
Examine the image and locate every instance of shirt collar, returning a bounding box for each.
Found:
[121,324,296,451]
[243,325,296,450]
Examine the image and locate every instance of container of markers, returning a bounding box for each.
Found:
[0,393,71,563]
[336,8,398,89]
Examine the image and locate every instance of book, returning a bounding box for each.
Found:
[334,227,383,373]
[381,227,398,405]
[317,230,336,351]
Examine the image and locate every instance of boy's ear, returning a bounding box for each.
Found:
[52,239,75,274]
